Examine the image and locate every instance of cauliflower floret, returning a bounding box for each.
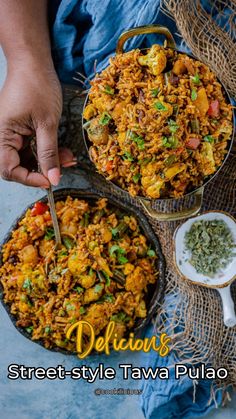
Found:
[125,266,147,293]
[83,284,104,304]
[138,45,167,75]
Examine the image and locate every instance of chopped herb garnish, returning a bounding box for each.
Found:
[45,326,51,334]
[22,278,32,291]
[25,326,33,334]
[109,245,126,257]
[147,249,156,257]
[164,155,177,166]
[151,87,160,97]
[66,303,75,311]
[154,101,167,111]
[122,151,134,162]
[89,267,94,276]
[129,132,145,150]
[117,255,128,264]
[58,250,68,258]
[102,271,111,286]
[162,136,178,148]
[100,294,115,303]
[45,227,55,240]
[191,73,200,84]
[62,236,74,250]
[99,111,112,125]
[73,286,83,294]
[94,284,103,293]
[133,173,141,183]
[203,135,214,143]
[168,119,179,133]
[191,89,198,101]
[104,85,114,95]
[79,306,86,314]
[111,312,131,323]
[185,219,235,277]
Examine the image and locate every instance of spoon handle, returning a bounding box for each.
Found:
[47,185,61,247]
[217,286,236,328]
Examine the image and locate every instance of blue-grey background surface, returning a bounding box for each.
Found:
[0,48,236,419]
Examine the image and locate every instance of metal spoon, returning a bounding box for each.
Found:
[30,138,61,248]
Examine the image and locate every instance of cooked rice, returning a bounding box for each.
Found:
[0,197,158,352]
[83,45,233,198]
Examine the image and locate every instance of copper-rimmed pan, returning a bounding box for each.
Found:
[82,25,235,222]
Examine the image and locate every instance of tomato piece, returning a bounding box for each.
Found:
[105,161,113,172]
[208,100,220,118]
[31,201,49,216]
[186,136,201,150]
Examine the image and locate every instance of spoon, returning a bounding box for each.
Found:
[174,211,236,328]
[30,138,61,248]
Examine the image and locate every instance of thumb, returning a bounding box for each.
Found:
[36,124,60,186]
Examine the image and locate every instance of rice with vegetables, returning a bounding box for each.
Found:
[0,197,158,352]
[83,45,233,198]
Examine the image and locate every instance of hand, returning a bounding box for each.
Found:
[0,59,75,187]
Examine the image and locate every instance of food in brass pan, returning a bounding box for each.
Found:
[0,197,158,352]
[83,45,233,198]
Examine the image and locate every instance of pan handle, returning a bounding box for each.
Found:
[116,24,176,54]
[140,187,204,222]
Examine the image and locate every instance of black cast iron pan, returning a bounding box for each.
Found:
[0,187,166,355]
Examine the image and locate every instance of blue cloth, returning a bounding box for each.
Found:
[140,325,222,419]
[49,0,186,84]
[49,1,232,418]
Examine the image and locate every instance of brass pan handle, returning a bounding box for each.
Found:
[116,24,176,54]
[140,187,204,222]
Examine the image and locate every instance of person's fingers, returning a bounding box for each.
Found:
[3,166,50,187]
[36,125,60,186]
[58,147,77,167]
[0,145,49,187]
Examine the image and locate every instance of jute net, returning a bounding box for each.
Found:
[59,0,236,399]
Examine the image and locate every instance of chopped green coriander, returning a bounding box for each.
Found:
[191,89,198,101]
[94,284,103,293]
[154,101,167,111]
[168,119,179,133]
[66,303,75,311]
[25,326,33,334]
[133,173,141,183]
[45,227,55,240]
[109,245,125,257]
[111,312,131,323]
[191,73,200,84]
[79,306,86,314]
[22,278,32,291]
[45,326,51,334]
[162,136,178,148]
[62,236,74,250]
[203,135,214,143]
[164,155,177,166]
[104,85,114,95]
[129,132,145,150]
[117,255,128,264]
[151,87,160,97]
[122,151,134,162]
[73,286,84,294]
[102,271,111,286]
[99,111,112,125]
